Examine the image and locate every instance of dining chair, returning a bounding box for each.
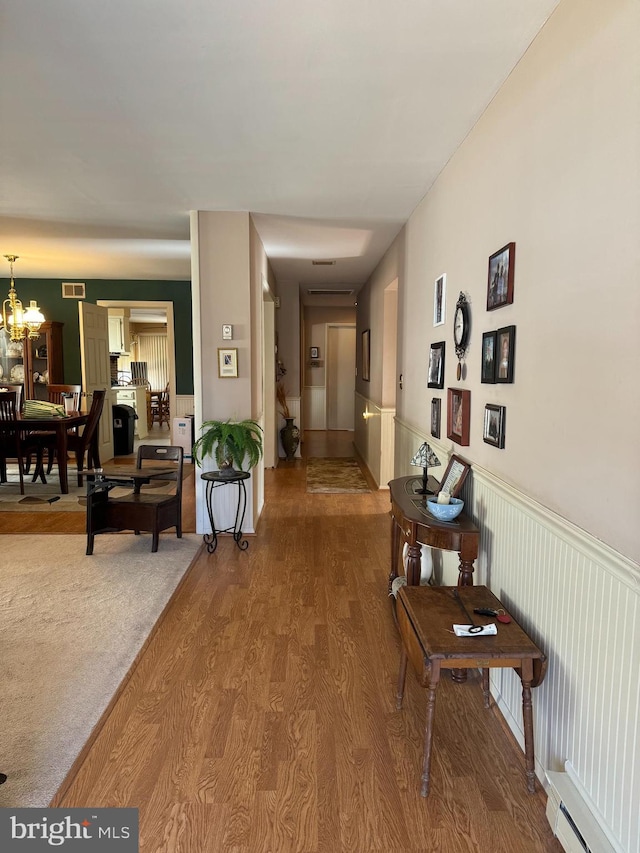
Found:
[47,384,82,411]
[86,444,184,554]
[0,383,24,412]
[151,384,171,428]
[0,390,25,494]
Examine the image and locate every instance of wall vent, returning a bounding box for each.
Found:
[62,282,86,299]
[307,288,354,296]
[311,260,336,266]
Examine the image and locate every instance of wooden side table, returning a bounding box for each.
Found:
[201,470,250,554]
[396,584,547,797]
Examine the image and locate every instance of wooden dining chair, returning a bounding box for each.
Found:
[0,390,25,493]
[47,384,82,410]
[0,383,24,412]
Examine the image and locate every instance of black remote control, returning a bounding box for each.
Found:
[473,607,498,616]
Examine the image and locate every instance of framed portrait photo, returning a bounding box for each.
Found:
[484,404,506,448]
[427,341,445,389]
[439,453,471,498]
[218,347,238,378]
[433,273,446,326]
[430,397,441,439]
[496,325,516,383]
[362,329,371,382]
[481,331,497,384]
[447,387,470,446]
[487,242,515,310]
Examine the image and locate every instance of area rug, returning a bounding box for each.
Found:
[0,532,202,807]
[0,464,194,512]
[306,457,370,493]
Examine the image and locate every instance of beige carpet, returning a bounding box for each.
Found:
[306,457,370,493]
[0,464,193,512]
[0,533,202,807]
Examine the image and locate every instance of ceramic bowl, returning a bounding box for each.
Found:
[426,496,464,521]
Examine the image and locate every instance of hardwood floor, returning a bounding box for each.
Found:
[43,432,561,852]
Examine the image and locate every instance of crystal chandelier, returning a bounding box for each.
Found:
[1,254,46,341]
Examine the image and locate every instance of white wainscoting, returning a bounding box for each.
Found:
[278,396,301,458]
[354,392,395,488]
[395,417,639,853]
[303,386,325,431]
[174,395,194,417]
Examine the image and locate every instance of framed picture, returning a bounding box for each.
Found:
[447,387,471,446]
[484,404,506,448]
[362,329,370,381]
[496,325,516,383]
[439,453,471,498]
[430,397,441,439]
[487,242,515,310]
[427,341,445,389]
[481,331,497,384]
[218,347,238,378]
[309,346,319,359]
[433,273,446,326]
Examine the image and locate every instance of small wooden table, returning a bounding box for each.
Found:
[388,476,480,589]
[396,584,547,797]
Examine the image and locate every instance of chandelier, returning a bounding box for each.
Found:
[1,254,46,342]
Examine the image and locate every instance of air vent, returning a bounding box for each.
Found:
[311,260,336,266]
[307,288,354,296]
[62,282,86,299]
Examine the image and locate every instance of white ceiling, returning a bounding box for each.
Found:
[0,0,560,304]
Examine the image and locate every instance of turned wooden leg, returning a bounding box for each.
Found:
[521,659,536,793]
[396,648,408,710]
[420,683,438,797]
[482,668,490,709]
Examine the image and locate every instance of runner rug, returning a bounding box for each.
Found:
[306,457,370,493]
[0,533,201,807]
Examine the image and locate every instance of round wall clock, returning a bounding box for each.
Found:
[453,292,470,379]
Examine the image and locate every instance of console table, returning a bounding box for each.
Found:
[396,584,547,797]
[201,470,250,554]
[388,476,479,592]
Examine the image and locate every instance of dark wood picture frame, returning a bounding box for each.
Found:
[427,341,445,389]
[362,329,370,382]
[487,242,515,310]
[496,325,516,383]
[438,453,471,497]
[481,331,497,384]
[484,404,506,448]
[447,387,470,446]
[430,397,441,438]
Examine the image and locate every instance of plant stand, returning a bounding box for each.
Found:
[201,470,250,553]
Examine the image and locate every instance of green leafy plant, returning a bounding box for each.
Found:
[192,418,263,472]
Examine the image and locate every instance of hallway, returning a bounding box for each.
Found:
[50,445,559,852]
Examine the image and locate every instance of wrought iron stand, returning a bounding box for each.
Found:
[201,470,250,554]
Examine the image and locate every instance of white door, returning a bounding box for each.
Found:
[326,325,356,430]
[79,301,114,463]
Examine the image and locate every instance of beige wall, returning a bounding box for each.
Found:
[397,0,639,560]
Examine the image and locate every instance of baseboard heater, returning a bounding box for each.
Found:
[546,768,616,853]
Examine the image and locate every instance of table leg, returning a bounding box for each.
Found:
[405,542,422,586]
[520,659,536,794]
[388,516,400,595]
[482,668,490,709]
[420,662,441,797]
[457,557,475,586]
[232,480,249,551]
[396,649,408,710]
[203,479,219,554]
[55,424,70,494]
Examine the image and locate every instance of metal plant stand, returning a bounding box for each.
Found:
[201,470,250,553]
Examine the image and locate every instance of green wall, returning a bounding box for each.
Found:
[0,278,194,394]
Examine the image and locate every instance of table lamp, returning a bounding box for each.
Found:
[410,442,441,495]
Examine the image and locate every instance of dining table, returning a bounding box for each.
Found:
[16,411,90,494]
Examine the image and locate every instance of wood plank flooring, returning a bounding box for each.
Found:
[9,432,560,851]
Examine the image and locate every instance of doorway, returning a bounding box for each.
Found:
[326,324,356,430]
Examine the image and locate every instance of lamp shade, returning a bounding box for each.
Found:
[410,442,441,469]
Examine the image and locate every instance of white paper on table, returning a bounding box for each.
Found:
[453,623,498,637]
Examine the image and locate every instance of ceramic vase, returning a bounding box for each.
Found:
[280,417,300,461]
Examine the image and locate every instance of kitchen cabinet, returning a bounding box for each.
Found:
[108,314,131,354]
[115,385,148,438]
[0,321,64,400]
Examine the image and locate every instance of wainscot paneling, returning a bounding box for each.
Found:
[395,416,639,853]
[303,385,325,431]
[354,392,395,488]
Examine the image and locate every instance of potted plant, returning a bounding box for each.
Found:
[276,383,300,461]
[192,418,263,477]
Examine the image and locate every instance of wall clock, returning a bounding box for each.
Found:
[453,292,470,380]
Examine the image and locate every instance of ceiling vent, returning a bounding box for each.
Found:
[307,288,354,296]
[311,260,336,266]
